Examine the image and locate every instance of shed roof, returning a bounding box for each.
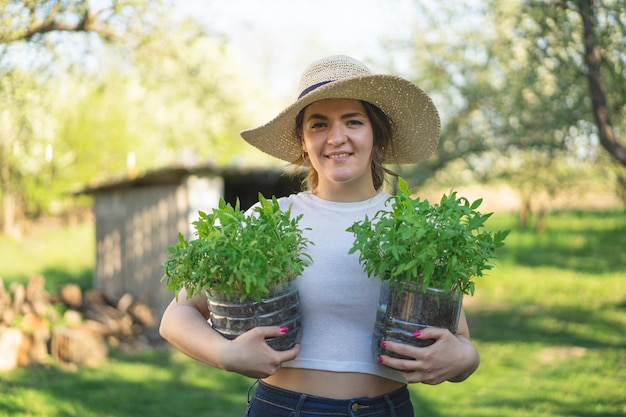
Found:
[77,163,299,195]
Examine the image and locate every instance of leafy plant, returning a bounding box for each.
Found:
[162,193,312,302]
[347,177,508,295]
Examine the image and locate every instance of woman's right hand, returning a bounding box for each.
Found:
[221,326,301,378]
[160,291,299,379]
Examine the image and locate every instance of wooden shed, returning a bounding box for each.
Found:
[79,164,303,321]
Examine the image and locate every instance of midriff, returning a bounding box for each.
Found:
[262,368,405,399]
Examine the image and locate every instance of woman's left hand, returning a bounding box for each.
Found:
[378,327,480,385]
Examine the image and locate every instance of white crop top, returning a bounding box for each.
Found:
[272,192,405,384]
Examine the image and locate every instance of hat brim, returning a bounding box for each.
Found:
[240,74,440,164]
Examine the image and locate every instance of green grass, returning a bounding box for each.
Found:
[0,349,251,417]
[0,222,94,291]
[1,210,625,416]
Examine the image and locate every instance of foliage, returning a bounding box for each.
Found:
[129,20,274,167]
[400,0,625,212]
[347,178,508,295]
[0,5,272,234]
[0,0,161,234]
[162,194,312,302]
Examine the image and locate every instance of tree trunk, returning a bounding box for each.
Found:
[0,150,20,238]
[615,169,626,209]
[536,208,545,234]
[518,192,533,230]
[577,0,626,167]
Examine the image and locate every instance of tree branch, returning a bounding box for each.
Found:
[0,3,122,44]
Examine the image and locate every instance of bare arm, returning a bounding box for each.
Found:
[159,288,300,378]
[442,308,480,382]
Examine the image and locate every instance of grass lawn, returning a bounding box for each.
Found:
[0,220,94,291]
[1,210,625,416]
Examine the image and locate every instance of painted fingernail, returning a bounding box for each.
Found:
[413,331,422,337]
[377,355,383,363]
[380,341,387,348]
[280,326,289,333]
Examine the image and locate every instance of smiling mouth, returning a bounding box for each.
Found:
[326,153,352,159]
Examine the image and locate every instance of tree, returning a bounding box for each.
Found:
[513,0,626,214]
[0,0,159,237]
[1,1,276,237]
[0,70,51,236]
[394,0,624,227]
[128,20,278,168]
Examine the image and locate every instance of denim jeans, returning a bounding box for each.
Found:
[245,380,414,417]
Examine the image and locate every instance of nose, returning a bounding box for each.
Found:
[326,123,347,146]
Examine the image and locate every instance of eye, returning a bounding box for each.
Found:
[347,119,365,127]
[309,122,326,129]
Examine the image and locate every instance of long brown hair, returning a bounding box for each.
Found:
[293,100,398,191]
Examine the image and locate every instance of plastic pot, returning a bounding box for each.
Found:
[373,281,463,362]
[206,281,302,351]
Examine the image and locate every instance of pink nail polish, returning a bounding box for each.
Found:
[380,341,387,348]
[280,326,289,333]
[377,355,383,363]
[413,331,422,337]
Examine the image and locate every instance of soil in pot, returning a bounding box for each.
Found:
[207,282,302,351]
[373,281,463,361]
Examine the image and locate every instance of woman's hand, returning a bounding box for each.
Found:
[220,326,301,379]
[160,290,299,379]
[378,327,480,385]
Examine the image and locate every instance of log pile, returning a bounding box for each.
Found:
[0,275,158,371]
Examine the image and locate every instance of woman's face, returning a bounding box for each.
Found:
[301,98,375,198]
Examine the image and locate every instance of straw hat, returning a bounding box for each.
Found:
[240,55,440,164]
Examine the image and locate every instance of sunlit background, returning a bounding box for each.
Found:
[0,1,625,416]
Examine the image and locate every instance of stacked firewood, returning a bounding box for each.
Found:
[0,275,157,371]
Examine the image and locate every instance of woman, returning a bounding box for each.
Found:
[160,55,479,416]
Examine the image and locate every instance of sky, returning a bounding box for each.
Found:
[177,0,420,100]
